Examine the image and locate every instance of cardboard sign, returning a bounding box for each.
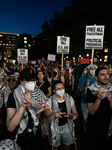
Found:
[56,36,70,54]
[47,54,56,61]
[85,25,105,49]
[17,49,28,64]
[80,58,89,64]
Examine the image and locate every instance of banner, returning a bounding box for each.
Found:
[80,58,89,64]
[47,54,56,61]
[17,49,28,64]
[85,25,105,49]
[56,36,70,54]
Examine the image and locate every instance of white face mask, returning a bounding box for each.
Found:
[25,81,36,91]
[83,70,87,74]
[56,89,65,97]
[90,70,95,76]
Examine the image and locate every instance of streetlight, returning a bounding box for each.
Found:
[86,54,89,57]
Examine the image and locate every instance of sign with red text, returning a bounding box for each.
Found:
[47,54,56,61]
[80,58,89,64]
[85,25,105,49]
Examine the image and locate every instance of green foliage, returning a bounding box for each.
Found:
[39,0,112,58]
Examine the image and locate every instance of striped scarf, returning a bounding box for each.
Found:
[0,85,11,108]
[85,81,112,99]
[85,81,112,137]
[0,139,21,150]
[47,93,76,147]
[13,84,46,140]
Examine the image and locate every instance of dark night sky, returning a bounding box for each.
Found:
[0,0,72,35]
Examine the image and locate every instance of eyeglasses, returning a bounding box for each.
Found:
[8,79,16,82]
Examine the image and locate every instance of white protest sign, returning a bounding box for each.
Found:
[56,36,70,54]
[47,54,56,61]
[17,49,28,64]
[85,25,105,49]
[31,61,36,64]
[94,58,97,62]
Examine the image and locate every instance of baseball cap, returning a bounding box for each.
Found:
[20,68,37,81]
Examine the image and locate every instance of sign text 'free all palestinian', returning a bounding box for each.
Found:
[57,36,70,54]
[17,49,28,64]
[85,26,105,49]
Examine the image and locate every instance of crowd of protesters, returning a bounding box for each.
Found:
[0,59,112,150]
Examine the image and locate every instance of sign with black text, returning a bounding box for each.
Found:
[56,36,70,54]
[17,49,28,63]
[85,25,105,49]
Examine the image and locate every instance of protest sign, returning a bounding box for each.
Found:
[94,58,97,62]
[56,36,70,54]
[47,54,56,61]
[31,61,36,64]
[17,49,28,64]
[80,58,89,64]
[85,25,105,49]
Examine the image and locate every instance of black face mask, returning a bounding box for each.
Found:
[53,71,57,76]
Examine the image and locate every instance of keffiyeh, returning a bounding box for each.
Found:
[0,139,21,150]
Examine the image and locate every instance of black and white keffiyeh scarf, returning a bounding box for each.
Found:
[47,93,76,148]
[0,85,11,108]
[85,81,112,99]
[85,81,112,137]
[0,139,21,150]
[13,84,46,140]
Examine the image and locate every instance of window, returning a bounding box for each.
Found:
[104,48,108,53]
[24,41,27,43]
[28,44,31,47]
[24,44,27,47]
[24,37,27,40]
[104,55,108,62]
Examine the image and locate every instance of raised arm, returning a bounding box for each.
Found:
[87,89,106,115]
[7,91,38,132]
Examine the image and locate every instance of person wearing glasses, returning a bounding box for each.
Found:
[46,81,78,150]
[0,74,19,138]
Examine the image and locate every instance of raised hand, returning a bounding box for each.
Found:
[97,89,106,100]
[22,91,39,108]
[54,108,66,118]
[86,80,90,87]
[36,101,50,114]
[64,113,77,120]
[108,91,112,102]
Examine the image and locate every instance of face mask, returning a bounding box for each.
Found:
[65,63,69,68]
[74,63,76,65]
[56,89,65,97]
[25,81,36,91]
[83,70,87,74]
[53,71,57,76]
[90,70,95,76]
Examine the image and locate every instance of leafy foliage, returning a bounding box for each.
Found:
[38,0,112,59]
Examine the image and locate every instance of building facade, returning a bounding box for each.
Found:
[0,32,38,62]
